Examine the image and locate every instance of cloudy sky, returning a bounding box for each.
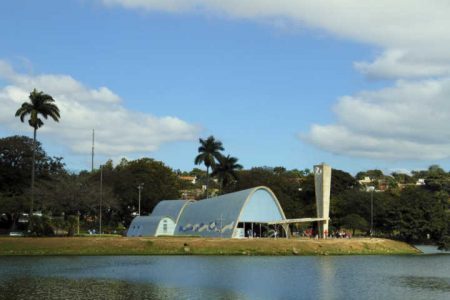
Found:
[2,0,450,174]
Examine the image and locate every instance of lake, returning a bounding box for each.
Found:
[0,253,448,300]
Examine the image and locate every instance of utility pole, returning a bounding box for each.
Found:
[99,165,103,235]
[77,210,80,236]
[370,186,374,236]
[91,129,95,172]
[137,183,144,216]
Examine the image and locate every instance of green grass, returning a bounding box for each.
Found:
[0,237,421,256]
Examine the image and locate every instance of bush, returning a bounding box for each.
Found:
[437,236,450,251]
[66,215,78,236]
[340,213,369,235]
[28,215,54,236]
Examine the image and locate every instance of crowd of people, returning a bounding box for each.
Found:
[297,228,352,239]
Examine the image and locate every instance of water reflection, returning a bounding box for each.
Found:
[414,245,450,255]
[316,257,337,300]
[0,255,449,300]
[395,276,450,293]
[0,276,244,300]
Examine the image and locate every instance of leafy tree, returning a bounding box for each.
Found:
[411,170,429,180]
[424,165,450,192]
[0,136,64,194]
[273,166,286,175]
[437,235,450,251]
[211,154,243,193]
[331,169,358,195]
[391,172,414,184]
[392,187,448,242]
[331,189,394,234]
[34,172,117,218]
[194,136,224,197]
[340,213,369,235]
[356,169,384,180]
[0,135,65,230]
[0,193,29,230]
[112,158,180,225]
[189,168,206,178]
[28,215,54,236]
[15,89,60,214]
[287,168,310,178]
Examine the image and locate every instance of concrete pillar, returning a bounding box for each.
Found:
[314,163,331,238]
[282,224,291,239]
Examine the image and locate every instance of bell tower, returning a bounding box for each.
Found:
[314,163,331,238]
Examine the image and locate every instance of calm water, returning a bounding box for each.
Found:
[0,254,449,300]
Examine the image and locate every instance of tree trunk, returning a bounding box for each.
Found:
[219,180,223,195]
[206,166,209,198]
[31,127,36,216]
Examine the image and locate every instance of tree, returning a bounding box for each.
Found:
[112,158,180,225]
[211,154,243,193]
[340,213,369,235]
[273,166,286,175]
[15,89,60,214]
[424,165,450,192]
[194,136,224,197]
[391,172,414,184]
[331,189,393,234]
[391,187,448,242]
[356,169,384,180]
[331,169,358,195]
[0,136,36,193]
[0,135,65,230]
[34,172,117,217]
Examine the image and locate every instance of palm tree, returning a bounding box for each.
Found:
[211,154,243,194]
[15,89,60,215]
[194,136,224,197]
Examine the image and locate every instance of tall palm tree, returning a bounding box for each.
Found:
[15,89,60,215]
[211,154,243,193]
[194,136,224,197]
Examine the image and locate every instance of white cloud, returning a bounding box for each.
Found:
[354,50,450,80]
[0,60,200,157]
[303,78,450,160]
[95,1,450,160]
[100,0,450,79]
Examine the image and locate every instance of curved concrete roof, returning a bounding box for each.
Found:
[127,199,193,237]
[175,186,286,238]
[151,199,194,223]
[127,216,161,237]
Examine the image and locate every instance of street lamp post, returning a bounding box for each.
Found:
[77,210,80,236]
[137,183,144,216]
[369,186,375,236]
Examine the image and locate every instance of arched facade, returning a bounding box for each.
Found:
[176,186,286,238]
[127,199,193,237]
[127,186,287,238]
[155,217,176,236]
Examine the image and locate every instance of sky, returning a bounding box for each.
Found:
[2,0,450,175]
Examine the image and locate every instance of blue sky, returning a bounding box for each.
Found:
[2,1,450,175]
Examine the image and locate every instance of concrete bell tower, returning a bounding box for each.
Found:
[314,163,331,238]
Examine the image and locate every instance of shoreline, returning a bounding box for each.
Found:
[0,237,420,256]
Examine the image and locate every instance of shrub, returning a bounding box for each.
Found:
[28,215,54,236]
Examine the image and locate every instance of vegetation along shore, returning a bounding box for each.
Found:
[0,237,420,256]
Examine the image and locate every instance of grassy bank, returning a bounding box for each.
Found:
[0,237,420,256]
